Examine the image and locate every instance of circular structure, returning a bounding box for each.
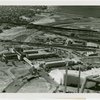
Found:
[18,77,52,93]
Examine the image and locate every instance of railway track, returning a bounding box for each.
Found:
[0,39,97,51]
[26,23,100,43]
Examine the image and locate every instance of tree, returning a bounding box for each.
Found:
[0,29,3,33]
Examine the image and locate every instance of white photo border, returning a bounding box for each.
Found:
[0,0,100,100]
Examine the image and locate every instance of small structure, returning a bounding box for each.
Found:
[65,38,73,46]
[86,42,99,48]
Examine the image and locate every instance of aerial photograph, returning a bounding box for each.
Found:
[0,6,100,93]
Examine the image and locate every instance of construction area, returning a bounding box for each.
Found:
[0,6,100,93]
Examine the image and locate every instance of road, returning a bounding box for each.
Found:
[39,69,58,86]
[2,69,59,93]
[2,78,25,93]
[6,67,16,79]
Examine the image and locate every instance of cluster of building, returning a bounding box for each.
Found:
[0,39,100,93]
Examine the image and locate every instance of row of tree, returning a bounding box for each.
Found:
[0,6,47,25]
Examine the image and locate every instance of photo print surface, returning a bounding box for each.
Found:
[0,6,100,93]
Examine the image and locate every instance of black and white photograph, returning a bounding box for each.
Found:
[0,6,100,93]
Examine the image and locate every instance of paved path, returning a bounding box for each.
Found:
[6,67,16,79]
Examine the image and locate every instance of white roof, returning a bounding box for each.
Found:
[49,68,100,85]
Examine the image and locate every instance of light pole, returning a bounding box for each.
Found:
[77,65,81,93]
[64,61,68,93]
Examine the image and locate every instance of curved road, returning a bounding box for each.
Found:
[2,67,59,93]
